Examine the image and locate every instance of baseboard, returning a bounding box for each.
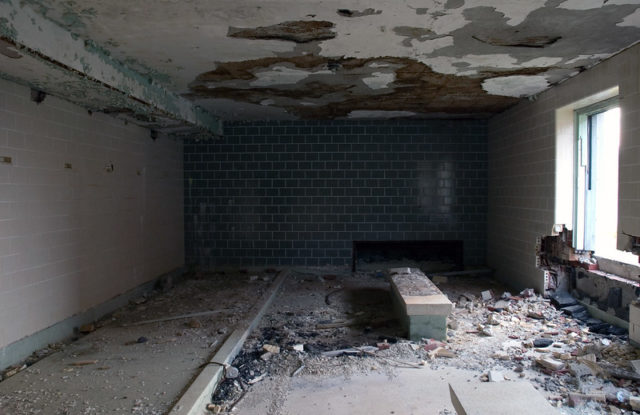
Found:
[577,298,629,330]
[0,267,185,372]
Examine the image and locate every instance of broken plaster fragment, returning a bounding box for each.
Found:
[262,344,280,354]
[486,313,500,325]
[536,357,565,371]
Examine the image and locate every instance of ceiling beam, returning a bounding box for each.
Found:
[0,0,223,136]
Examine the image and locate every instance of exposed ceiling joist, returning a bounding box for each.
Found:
[0,0,223,136]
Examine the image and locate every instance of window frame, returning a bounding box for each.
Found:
[573,97,619,251]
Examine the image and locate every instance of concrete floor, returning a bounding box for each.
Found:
[236,366,480,415]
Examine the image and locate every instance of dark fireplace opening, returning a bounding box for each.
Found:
[352,240,464,272]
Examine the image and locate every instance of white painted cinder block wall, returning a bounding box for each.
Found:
[488,43,640,293]
[0,78,184,350]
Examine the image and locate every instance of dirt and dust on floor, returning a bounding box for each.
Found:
[0,269,278,414]
[2,265,640,415]
[206,266,640,415]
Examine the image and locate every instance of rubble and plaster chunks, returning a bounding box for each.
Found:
[388,268,453,341]
[227,21,336,43]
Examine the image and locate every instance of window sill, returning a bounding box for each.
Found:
[594,256,640,284]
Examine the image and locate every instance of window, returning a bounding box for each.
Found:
[574,101,637,264]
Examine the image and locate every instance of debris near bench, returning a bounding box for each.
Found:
[321,345,378,357]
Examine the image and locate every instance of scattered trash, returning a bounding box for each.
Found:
[78,323,95,334]
[536,357,565,371]
[477,324,493,336]
[187,319,202,328]
[533,338,553,348]
[527,311,544,320]
[377,341,391,350]
[248,373,266,384]
[433,348,456,358]
[568,392,606,407]
[493,300,510,310]
[520,288,535,297]
[321,346,377,358]
[206,403,226,413]
[262,344,280,354]
[132,297,147,305]
[292,344,304,352]
[3,364,26,379]
[481,290,493,301]
[224,366,240,379]
[68,360,98,367]
[291,364,305,377]
[486,313,500,325]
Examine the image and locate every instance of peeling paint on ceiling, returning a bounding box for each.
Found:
[481,75,549,97]
[228,21,336,43]
[1,0,640,122]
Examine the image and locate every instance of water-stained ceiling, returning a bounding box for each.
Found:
[1,0,640,129]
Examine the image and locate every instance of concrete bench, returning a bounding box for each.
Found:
[388,267,453,341]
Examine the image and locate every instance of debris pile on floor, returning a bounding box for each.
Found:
[209,267,640,415]
[0,270,274,415]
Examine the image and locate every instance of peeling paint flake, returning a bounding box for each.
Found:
[393,26,452,47]
[618,8,640,27]
[564,54,611,64]
[337,8,382,18]
[422,54,520,75]
[228,21,335,43]
[191,56,523,119]
[520,57,562,67]
[473,34,561,48]
[250,65,332,87]
[362,71,395,90]
[482,75,549,97]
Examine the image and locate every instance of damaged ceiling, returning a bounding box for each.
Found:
[1,0,640,129]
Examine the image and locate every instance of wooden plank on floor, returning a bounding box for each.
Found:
[169,269,290,415]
